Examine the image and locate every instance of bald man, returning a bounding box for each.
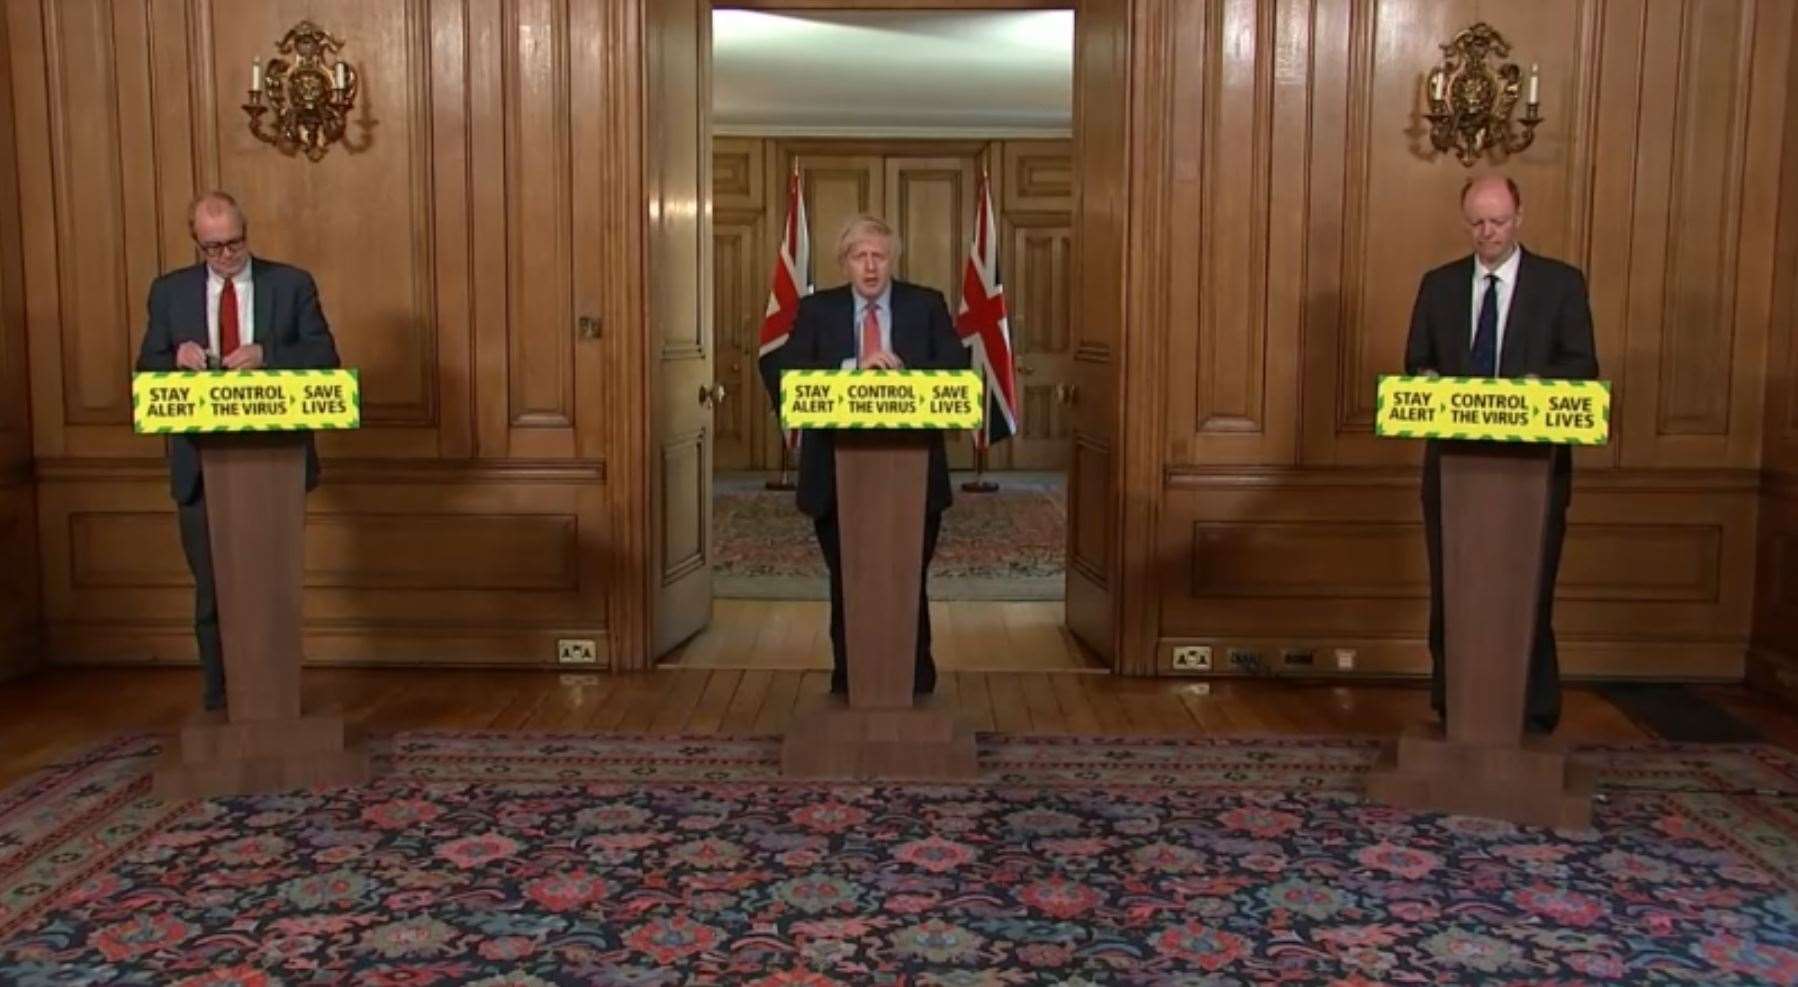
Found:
[1402,175,1599,734]
[135,191,340,711]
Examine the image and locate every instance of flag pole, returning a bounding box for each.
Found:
[765,414,796,491]
[960,442,999,493]
[961,379,998,493]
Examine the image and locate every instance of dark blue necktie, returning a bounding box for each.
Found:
[1470,273,1499,376]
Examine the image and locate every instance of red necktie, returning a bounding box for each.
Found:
[219,278,240,358]
[860,303,880,362]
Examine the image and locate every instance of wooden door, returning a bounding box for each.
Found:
[1065,0,1129,665]
[792,154,883,292]
[712,137,767,471]
[990,141,1074,471]
[649,0,713,656]
[998,218,1075,469]
[712,211,763,471]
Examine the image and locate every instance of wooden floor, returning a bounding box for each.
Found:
[4,665,1798,790]
[667,599,1102,671]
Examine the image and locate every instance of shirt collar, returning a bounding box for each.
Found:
[1476,246,1521,284]
[208,257,254,286]
[856,283,892,316]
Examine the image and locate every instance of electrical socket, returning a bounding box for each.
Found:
[1334,647,1357,671]
[1171,644,1212,671]
[1228,649,1264,673]
[557,638,599,664]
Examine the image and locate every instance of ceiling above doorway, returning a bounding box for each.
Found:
[711,9,1074,138]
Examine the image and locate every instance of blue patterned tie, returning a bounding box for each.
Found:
[1471,274,1499,376]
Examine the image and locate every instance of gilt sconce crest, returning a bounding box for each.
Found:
[243,21,359,161]
[1423,23,1544,166]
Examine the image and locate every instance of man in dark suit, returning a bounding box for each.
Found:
[1403,174,1599,734]
[134,191,340,710]
[777,214,970,695]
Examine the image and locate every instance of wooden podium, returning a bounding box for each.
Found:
[780,432,978,779]
[1366,442,1593,828]
[154,433,367,799]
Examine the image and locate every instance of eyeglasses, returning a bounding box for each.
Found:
[196,236,246,258]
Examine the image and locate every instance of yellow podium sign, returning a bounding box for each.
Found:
[132,369,361,434]
[781,369,984,430]
[1375,375,1610,445]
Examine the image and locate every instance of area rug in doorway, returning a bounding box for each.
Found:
[5,733,1798,983]
[713,471,1065,601]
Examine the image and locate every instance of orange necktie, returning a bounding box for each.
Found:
[860,303,880,362]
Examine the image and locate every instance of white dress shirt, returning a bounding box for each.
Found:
[206,259,255,357]
[1469,247,1521,364]
[841,284,893,369]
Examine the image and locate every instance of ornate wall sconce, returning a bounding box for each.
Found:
[243,21,359,162]
[1423,23,1543,166]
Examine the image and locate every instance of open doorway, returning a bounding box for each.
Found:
[656,4,1109,675]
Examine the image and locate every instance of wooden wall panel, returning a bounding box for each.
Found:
[1749,0,1798,700]
[1614,0,1780,468]
[0,2,35,679]
[713,135,763,213]
[0,484,38,679]
[1296,0,1597,468]
[36,465,612,665]
[1159,471,1758,679]
[6,0,1794,682]
[885,156,974,308]
[1140,0,1792,683]
[9,0,620,668]
[1001,140,1072,214]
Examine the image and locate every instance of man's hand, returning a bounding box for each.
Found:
[176,341,209,371]
[859,350,904,370]
[222,343,265,370]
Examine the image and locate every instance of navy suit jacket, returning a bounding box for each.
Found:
[776,280,971,519]
[1403,247,1600,503]
[134,258,341,504]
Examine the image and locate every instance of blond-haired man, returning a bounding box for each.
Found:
[779,215,970,695]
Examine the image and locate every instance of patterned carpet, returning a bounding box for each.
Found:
[4,733,1798,984]
[713,472,1065,601]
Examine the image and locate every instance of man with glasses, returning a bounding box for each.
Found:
[135,191,340,711]
[1403,175,1599,735]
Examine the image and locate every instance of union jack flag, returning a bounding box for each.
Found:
[955,171,1019,448]
[756,164,811,449]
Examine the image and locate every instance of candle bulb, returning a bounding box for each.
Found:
[1528,62,1539,105]
[1430,70,1443,102]
[335,62,347,91]
[251,57,262,93]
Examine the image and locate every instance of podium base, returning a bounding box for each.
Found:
[1365,725,1595,829]
[781,698,977,780]
[154,709,370,799]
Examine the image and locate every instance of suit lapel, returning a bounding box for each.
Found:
[1448,256,1475,375]
[889,283,914,364]
[178,266,209,349]
[1500,249,1540,377]
[820,287,853,365]
[251,259,275,359]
